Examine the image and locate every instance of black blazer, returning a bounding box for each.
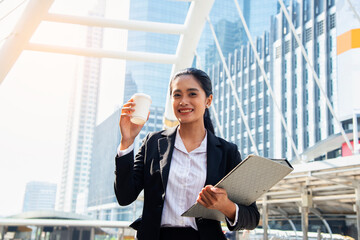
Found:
[114,127,259,240]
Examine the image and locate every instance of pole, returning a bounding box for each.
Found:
[355,185,360,240]
[301,188,312,240]
[0,226,5,240]
[262,196,269,240]
[301,206,308,240]
[317,228,322,240]
[353,113,359,154]
[90,227,95,240]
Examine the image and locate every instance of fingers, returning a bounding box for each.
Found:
[121,101,136,117]
[197,186,217,207]
[197,186,228,209]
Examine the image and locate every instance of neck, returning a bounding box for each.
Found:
[178,122,206,142]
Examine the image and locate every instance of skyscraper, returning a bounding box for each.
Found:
[88,106,164,221]
[56,0,106,213]
[209,0,341,161]
[208,32,272,158]
[197,0,277,70]
[124,0,189,108]
[23,181,57,212]
[124,0,189,150]
[272,0,337,159]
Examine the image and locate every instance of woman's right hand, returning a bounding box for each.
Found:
[119,99,147,150]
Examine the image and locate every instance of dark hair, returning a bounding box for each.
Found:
[170,68,215,134]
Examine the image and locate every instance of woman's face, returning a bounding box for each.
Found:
[170,74,212,126]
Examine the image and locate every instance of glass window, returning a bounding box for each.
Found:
[330,14,336,29]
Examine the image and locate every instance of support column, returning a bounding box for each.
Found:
[0,226,5,240]
[67,228,72,240]
[262,196,269,240]
[355,185,360,240]
[301,188,312,240]
[90,228,95,240]
[117,228,122,240]
[37,226,43,240]
[353,112,359,154]
[79,228,83,240]
[317,228,322,240]
[301,206,309,240]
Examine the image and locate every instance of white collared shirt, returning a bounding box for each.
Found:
[160,128,207,229]
[117,129,239,230]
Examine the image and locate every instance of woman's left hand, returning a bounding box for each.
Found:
[197,185,236,221]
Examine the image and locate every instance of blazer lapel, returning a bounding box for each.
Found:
[205,130,223,186]
[158,126,177,191]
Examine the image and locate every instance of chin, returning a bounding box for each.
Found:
[177,118,191,124]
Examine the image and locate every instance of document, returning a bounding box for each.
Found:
[181,154,293,221]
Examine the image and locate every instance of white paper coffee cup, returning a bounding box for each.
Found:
[131,93,152,125]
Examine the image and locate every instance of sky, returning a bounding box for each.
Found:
[0,0,128,217]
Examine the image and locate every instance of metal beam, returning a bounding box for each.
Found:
[0,219,132,228]
[310,208,333,239]
[163,0,215,127]
[25,43,177,64]
[44,13,186,35]
[206,16,259,155]
[274,207,299,240]
[233,0,301,161]
[0,0,55,84]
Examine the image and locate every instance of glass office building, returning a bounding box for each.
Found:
[196,0,277,70]
[124,0,189,107]
[56,0,106,213]
[23,181,57,212]
[208,0,338,161]
[271,0,338,159]
[208,33,272,158]
[88,109,142,221]
[88,106,164,220]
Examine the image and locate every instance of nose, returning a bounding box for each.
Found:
[179,101,187,106]
[179,96,189,106]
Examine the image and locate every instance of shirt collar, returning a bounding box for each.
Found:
[174,128,207,154]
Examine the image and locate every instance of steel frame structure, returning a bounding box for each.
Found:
[1,0,360,239]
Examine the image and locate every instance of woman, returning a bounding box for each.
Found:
[114,68,259,240]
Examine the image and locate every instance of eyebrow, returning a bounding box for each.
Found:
[173,88,200,93]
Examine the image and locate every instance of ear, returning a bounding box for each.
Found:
[206,94,213,108]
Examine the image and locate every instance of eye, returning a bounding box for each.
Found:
[173,93,181,98]
[189,92,197,97]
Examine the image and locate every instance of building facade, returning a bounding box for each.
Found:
[208,0,338,161]
[23,181,57,212]
[87,106,164,221]
[56,0,106,212]
[272,0,337,160]
[208,33,272,158]
[124,0,189,108]
[197,0,277,70]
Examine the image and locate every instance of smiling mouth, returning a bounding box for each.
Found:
[179,109,193,113]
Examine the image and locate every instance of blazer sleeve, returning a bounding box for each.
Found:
[226,144,260,231]
[114,134,149,206]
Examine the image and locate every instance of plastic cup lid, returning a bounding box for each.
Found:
[132,93,152,103]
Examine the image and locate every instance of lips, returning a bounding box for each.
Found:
[178,108,193,113]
